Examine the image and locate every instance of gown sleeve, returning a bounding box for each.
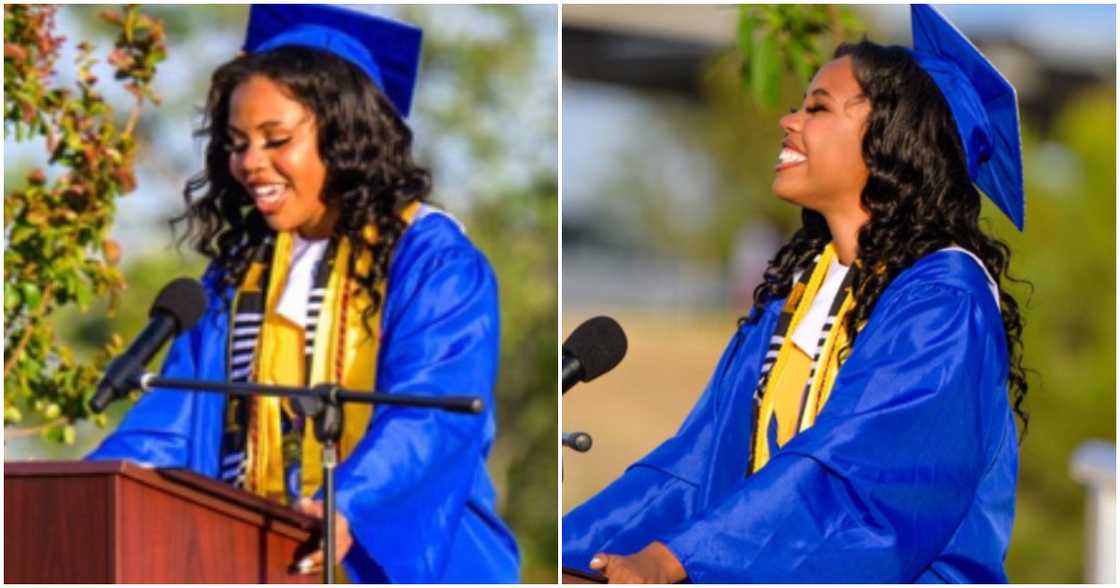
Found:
[657,282,1011,583]
[330,227,503,583]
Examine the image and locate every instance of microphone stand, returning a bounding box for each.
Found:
[561,431,593,483]
[134,374,483,583]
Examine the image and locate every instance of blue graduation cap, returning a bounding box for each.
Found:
[908,4,1025,231]
[243,4,423,118]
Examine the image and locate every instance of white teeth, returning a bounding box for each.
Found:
[252,184,285,203]
[778,148,807,165]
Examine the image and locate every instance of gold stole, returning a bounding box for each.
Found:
[750,243,857,474]
[243,203,420,502]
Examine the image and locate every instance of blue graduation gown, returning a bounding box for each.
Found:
[88,211,521,583]
[563,250,1018,583]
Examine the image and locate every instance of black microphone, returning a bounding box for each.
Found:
[89,278,207,413]
[562,431,593,452]
[562,316,627,394]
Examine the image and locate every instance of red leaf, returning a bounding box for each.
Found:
[107,48,131,69]
[114,167,136,193]
[102,239,121,265]
[4,42,28,64]
[98,10,123,25]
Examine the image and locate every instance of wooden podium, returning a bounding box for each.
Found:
[5,460,321,583]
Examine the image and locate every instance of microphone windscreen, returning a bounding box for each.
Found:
[150,278,207,331]
[562,316,628,383]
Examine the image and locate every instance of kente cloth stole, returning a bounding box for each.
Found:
[747,243,857,475]
[219,234,333,500]
[218,238,275,490]
[222,203,419,504]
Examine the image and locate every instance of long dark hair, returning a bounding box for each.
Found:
[745,40,1030,435]
[174,45,431,326]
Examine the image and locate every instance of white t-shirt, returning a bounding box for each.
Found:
[276,233,329,326]
[790,256,849,356]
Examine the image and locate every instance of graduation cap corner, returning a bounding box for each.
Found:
[908,4,1025,231]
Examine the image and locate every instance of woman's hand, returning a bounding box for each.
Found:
[589,542,688,584]
[293,498,353,574]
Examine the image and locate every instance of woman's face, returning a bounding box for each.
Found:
[227,75,336,239]
[772,56,871,218]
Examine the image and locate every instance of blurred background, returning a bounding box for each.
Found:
[561,4,1115,583]
[3,5,558,582]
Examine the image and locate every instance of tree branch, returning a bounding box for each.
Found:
[122,94,142,138]
[4,417,68,439]
[4,283,56,379]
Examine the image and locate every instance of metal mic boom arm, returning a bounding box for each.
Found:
[138,374,484,414]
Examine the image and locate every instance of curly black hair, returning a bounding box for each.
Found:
[174,45,431,328]
[745,40,1030,436]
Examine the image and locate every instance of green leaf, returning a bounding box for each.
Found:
[737,9,760,56]
[5,286,20,312]
[750,32,780,109]
[17,354,41,379]
[20,282,41,309]
[74,279,93,309]
[789,46,812,85]
[4,405,22,424]
[40,425,63,443]
[761,6,782,29]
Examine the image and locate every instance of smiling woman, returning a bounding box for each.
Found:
[563,5,1028,583]
[85,4,520,583]
[772,56,871,266]
[225,76,333,239]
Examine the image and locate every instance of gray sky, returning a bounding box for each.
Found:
[869,4,1115,69]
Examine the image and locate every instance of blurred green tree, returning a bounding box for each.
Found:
[396,6,559,581]
[1000,86,1116,583]
[737,5,862,109]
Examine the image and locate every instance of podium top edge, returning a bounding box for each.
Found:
[5,459,134,477]
[5,460,318,530]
